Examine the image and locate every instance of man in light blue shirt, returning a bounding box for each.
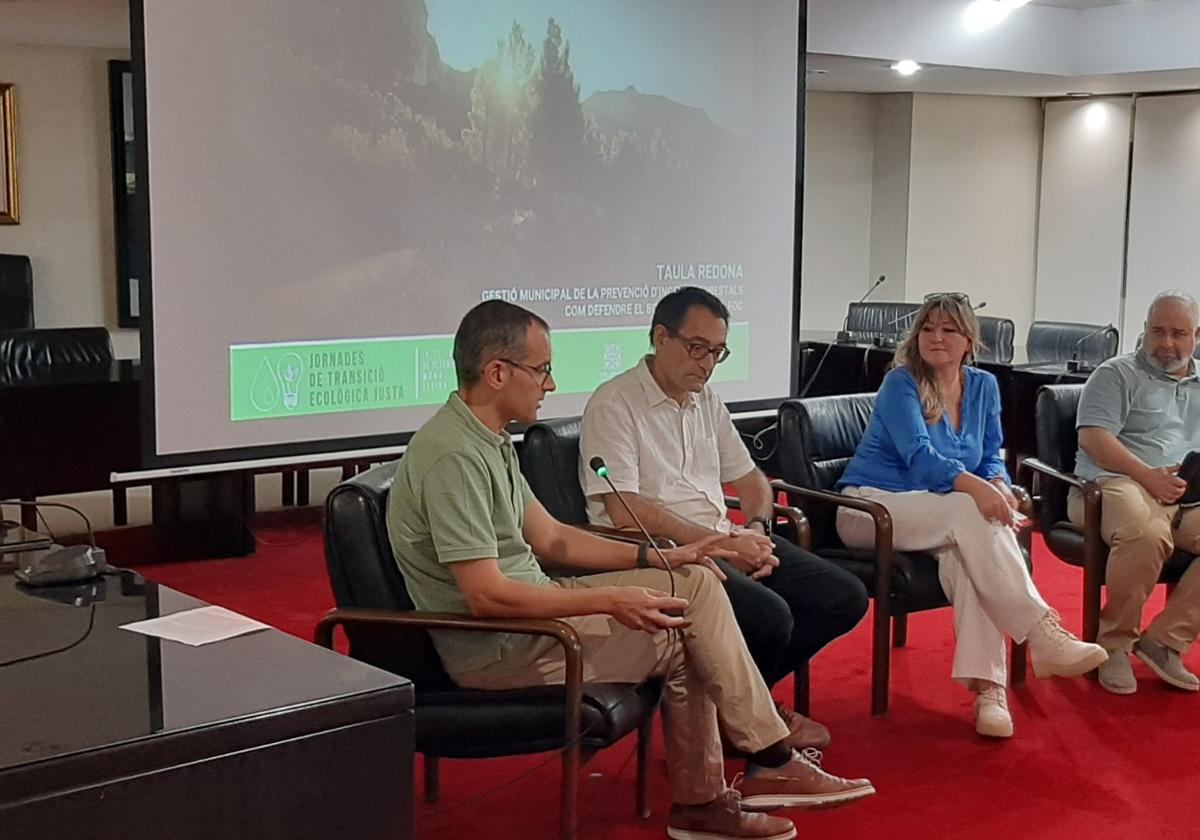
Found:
[1071,290,1200,694]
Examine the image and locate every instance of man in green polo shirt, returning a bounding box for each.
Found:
[1071,290,1200,695]
[387,300,874,840]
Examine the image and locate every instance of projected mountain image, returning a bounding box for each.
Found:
[258,0,768,324]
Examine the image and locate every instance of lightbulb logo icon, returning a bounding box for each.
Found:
[278,352,303,411]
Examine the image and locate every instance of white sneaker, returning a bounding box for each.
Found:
[974,683,1013,738]
[1027,611,1109,678]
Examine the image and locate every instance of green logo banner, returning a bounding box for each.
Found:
[229,323,749,421]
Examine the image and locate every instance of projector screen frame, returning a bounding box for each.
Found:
[130,0,808,470]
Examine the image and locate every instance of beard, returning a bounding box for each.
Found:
[1142,345,1190,374]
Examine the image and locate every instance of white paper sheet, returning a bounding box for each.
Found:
[120,605,270,646]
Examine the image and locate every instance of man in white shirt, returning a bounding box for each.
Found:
[580,287,868,748]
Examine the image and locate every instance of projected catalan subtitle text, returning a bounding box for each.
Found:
[481,264,745,320]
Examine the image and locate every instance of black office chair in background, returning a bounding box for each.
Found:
[773,394,1031,716]
[976,315,1016,364]
[1025,320,1119,366]
[845,301,921,341]
[317,462,663,840]
[0,254,34,330]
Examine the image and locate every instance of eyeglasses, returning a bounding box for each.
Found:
[670,333,731,364]
[499,358,554,386]
[924,292,970,305]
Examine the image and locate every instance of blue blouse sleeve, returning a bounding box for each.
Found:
[972,372,1009,483]
[875,369,966,492]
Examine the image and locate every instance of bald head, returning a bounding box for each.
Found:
[1143,289,1199,376]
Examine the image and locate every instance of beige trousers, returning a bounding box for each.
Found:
[453,565,790,805]
[837,488,1049,687]
[1069,477,1200,653]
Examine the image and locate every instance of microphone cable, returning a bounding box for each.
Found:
[0,603,97,669]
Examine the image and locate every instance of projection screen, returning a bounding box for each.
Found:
[135,0,803,466]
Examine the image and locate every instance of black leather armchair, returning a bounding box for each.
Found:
[0,327,113,386]
[1025,321,1119,366]
[317,461,662,840]
[1020,384,1196,641]
[976,316,1015,364]
[774,394,1031,716]
[845,301,920,341]
[519,416,815,712]
[0,255,33,329]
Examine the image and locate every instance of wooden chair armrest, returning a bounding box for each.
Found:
[572,523,676,548]
[1020,457,1084,491]
[314,607,586,756]
[315,607,581,653]
[770,480,895,597]
[723,495,811,549]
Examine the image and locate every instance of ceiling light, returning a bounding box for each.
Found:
[891,60,921,76]
[1085,103,1108,131]
[963,0,1032,34]
[1065,91,1091,98]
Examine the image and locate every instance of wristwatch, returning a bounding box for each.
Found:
[636,541,651,568]
[746,516,772,536]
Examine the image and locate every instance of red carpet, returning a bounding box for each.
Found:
[112,516,1200,840]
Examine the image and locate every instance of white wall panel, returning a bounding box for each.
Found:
[800,92,876,330]
[1125,93,1200,348]
[906,94,1043,340]
[1034,97,1130,333]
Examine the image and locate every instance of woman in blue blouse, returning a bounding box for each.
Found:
[836,295,1107,738]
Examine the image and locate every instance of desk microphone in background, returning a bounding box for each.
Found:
[836,274,887,344]
[1067,323,1115,373]
[2,500,111,586]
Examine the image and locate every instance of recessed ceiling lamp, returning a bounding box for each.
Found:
[1065,91,1091,98]
[891,60,922,76]
[963,0,1033,34]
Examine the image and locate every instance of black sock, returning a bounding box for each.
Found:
[748,741,791,769]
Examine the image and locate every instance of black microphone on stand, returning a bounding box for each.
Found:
[837,274,887,344]
[1067,323,1115,373]
[588,457,682,612]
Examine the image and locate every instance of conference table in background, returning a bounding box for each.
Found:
[0,570,414,840]
[796,331,1092,476]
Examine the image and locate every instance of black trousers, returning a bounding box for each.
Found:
[715,535,868,688]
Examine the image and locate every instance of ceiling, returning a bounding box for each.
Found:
[0,0,1197,100]
[1031,0,1156,7]
[807,52,1200,97]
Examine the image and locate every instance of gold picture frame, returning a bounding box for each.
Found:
[1,83,19,225]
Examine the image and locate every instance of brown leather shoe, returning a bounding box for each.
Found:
[667,790,796,840]
[734,748,875,811]
[775,700,832,750]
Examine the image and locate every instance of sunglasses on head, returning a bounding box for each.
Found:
[925,292,971,306]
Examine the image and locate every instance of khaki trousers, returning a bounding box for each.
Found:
[452,565,789,805]
[1069,477,1200,653]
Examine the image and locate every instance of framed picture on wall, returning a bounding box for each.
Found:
[0,82,18,225]
[108,60,143,327]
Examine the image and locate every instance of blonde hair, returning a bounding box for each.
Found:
[893,296,982,423]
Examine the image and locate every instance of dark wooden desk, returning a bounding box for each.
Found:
[796,332,1091,477]
[0,571,414,840]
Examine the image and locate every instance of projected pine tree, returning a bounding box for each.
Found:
[530,18,586,192]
